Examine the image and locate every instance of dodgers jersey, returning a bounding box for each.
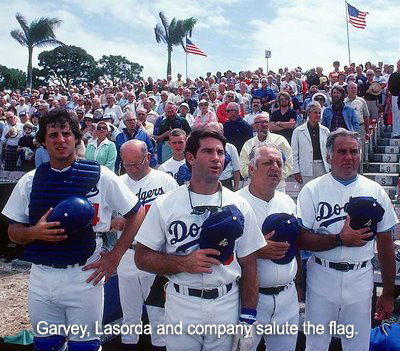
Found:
[135,185,266,289]
[158,158,186,181]
[238,186,297,287]
[297,173,398,262]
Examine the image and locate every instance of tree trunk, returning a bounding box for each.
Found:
[167,45,172,77]
[27,46,33,89]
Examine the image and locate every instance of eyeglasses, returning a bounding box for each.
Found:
[226,109,237,112]
[125,118,136,122]
[188,184,222,215]
[227,95,235,98]
[123,155,147,168]
[254,120,269,124]
[96,125,107,131]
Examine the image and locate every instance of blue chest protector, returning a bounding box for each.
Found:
[26,159,101,266]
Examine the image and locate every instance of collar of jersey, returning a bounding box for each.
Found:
[331,173,358,186]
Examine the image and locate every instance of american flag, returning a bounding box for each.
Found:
[186,38,207,57]
[347,3,368,29]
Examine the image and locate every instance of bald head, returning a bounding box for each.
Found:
[226,102,239,121]
[120,140,147,159]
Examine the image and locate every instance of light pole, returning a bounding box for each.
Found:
[265,50,271,74]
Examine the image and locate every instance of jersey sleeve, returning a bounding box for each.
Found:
[102,167,140,216]
[135,200,166,251]
[1,172,34,224]
[296,185,316,231]
[236,204,267,258]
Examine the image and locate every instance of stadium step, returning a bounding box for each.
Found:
[363,173,398,186]
[365,163,400,174]
[377,139,400,147]
[369,154,400,163]
[373,146,400,154]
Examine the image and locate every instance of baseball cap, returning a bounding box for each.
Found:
[84,113,93,120]
[179,103,189,111]
[19,111,27,117]
[262,213,299,264]
[103,112,116,120]
[199,99,208,105]
[347,196,385,241]
[199,204,244,264]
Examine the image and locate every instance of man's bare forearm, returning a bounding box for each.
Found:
[238,253,258,309]
[297,228,336,251]
[135,243,186,275]
[376,232,395,296]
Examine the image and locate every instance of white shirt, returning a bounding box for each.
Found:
[158,158,186,180]
[238,186,297,287]
[297,174,398,262]
[135,185,266,288]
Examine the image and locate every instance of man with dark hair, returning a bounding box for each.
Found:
[321,86,359,132]
[244,96,263,128]
[2,109,145,351]
[135,127,266,351]
[270,92,297,144]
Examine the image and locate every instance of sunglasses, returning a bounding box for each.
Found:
[97,125,107,131]
[188,185,222,215]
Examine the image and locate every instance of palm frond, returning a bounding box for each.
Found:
[10,29,28,47]
[32,38,64,48]
[181,17,198,37]
[159,12,170,36]
[154,24,167,44]
[15,13,30,37]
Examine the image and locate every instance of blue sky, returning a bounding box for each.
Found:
[1,0,399,81]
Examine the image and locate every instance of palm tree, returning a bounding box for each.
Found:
[154,12,197,76]
[10,13,63,89]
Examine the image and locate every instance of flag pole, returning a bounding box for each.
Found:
[345,0,351,65]
[185,36,188,80]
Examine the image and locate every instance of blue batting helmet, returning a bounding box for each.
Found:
[48,196,95,233]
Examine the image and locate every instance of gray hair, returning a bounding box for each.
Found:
[326,128,360,156]
[123,111,136,121]
[306,101,321,114]
[249,143,282,168]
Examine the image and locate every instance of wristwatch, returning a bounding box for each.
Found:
[335,234,343,246]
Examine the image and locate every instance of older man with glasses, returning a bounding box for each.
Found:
[223,102,253,154]
[115,111,156,174]
[216,91,237,124]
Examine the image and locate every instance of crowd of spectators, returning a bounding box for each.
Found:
[1,59,400,189]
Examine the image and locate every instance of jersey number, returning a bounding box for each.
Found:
[92,203,100,226]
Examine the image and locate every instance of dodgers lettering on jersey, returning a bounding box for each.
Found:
[158,158,186,181]
[120,169,178,215]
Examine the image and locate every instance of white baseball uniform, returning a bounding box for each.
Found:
[158,157,186,181]
[135,185,266,351]
[238,186,299,351]
[117,169,178,346]
[296,173,398,351]
[1,165,140,342]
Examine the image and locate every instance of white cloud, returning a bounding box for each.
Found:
[1,0,399,83]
